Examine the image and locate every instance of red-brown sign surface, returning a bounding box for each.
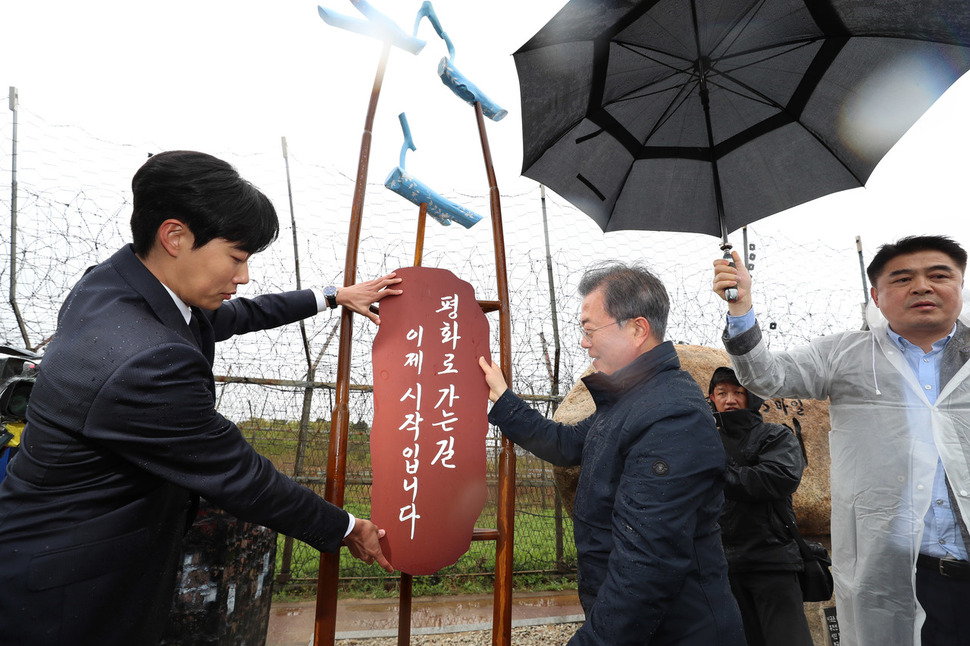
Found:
[370,266,491,575]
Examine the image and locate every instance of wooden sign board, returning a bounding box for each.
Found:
[370,266,491,575]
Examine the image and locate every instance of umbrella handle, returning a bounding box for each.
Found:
[723,249,738,303]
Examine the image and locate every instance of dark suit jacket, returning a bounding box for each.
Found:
[0,245,349,644]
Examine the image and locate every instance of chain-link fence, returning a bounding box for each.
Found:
[233,392,576,590]
[0,107,870,592]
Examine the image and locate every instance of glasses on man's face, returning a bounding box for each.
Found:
[579,320,621,341]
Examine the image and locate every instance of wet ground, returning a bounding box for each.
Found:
[266,589,584,645]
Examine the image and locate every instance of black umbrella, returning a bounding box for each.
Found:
[514,0,970,248]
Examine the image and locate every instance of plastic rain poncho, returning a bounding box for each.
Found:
[722,294,970,646]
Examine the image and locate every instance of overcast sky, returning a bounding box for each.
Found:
[2,0,969,253]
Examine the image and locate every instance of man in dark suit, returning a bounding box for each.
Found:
[0,151,401,644]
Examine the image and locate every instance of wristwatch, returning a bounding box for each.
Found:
[323,285,339,309]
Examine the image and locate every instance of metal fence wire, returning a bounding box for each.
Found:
[234,383,577,588]
[1,109,867,591]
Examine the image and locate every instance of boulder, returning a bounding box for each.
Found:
[550,344,831,536]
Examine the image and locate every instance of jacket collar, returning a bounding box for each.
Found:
[581,340,681,404]
[713,406,763,436]
[109,245,195,343]
[711,383,765,435]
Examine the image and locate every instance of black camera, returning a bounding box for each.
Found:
[0,346,42,451]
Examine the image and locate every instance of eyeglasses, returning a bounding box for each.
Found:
[579,320,621,340]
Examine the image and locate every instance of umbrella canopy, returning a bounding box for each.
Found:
[514,0,970,243]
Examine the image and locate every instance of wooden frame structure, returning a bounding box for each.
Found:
[312,40,516,646]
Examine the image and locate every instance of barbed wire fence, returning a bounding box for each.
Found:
[1,106,868,591]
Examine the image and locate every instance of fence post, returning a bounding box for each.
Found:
[8,87,30,349]
[539,185,566,569]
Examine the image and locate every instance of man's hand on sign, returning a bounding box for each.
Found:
[478,357,508,403]
[336,273,404,325]
[343,518,395,573]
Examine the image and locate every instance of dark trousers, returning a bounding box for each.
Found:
[728,571,814,646]
[915,560,970,646]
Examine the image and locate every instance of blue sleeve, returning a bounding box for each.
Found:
[726,307,756,338]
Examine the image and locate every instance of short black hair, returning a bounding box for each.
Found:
[708,366,743,395]
[867,235,967,286]
[130,151,279,256]
[578,262,669,341]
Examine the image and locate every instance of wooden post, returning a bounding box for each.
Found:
[473,101,514,646]
[314,39,393,646]
[397,573,413,646]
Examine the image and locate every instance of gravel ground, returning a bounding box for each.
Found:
[336,622,583,645]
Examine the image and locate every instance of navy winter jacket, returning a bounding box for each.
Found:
[489,342,744,645]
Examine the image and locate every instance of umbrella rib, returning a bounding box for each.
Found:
[639,77,702,145]
[615,37,819,112]
[707,0,771,61]
[705,40,822,111]
[605,41,730,147]
[586,29,703,158]
[712,43,868,188]
[613,39,694,66]
[585,41,702,152]
[711,37,823,67]
[608,45,700,119]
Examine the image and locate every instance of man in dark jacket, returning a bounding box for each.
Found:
[708,367,812,646]
[0,151,400,645]
[480,263,744,646]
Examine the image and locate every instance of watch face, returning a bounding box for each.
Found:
[324,286,338,298]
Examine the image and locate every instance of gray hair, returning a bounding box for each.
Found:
[578,262,669,341]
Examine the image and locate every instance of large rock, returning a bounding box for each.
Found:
[551,344,831,537]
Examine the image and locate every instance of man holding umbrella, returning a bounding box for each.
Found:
[713,235,970,646]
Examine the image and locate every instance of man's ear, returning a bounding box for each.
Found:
[157,219,189,258]
[870,286,879,308]
[632,316,653,346]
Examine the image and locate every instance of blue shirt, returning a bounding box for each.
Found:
[726,310,967,560]
[887,326,966,560]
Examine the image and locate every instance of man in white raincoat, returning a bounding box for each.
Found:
[712,235,970,646]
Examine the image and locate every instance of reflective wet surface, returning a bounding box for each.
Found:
[266,589,583,645]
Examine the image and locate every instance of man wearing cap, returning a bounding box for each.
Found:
[709,366,812,646]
